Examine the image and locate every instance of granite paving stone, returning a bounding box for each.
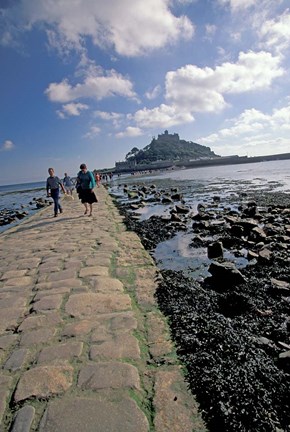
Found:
[4,348,29,371]
[0,375,13,424]
[10,405,35,432]
[16,258,41,270]
[32,294,64,312]
[61,319,97,338]
[147,312,173,358]
[37,341,83,364]
[14,365,74,402]
[18,312,62,332]
[0,270,28,280]
[39,397,149,432]
[79,266,109,277]
[37,265,62,274]
[153,368,207,432]
[0,308,26,333]
[19,328,56,347]
[0,295,28,309]
[33,287,71,300]
[46,269,77,282]
[86,256,111,267]
[90,333,140,360]
[65,293,132,317]
[77,362,140,390]
[3,276,33,287]
[91,276,124,293]
[35,278,82,290]
[0,334,18,350]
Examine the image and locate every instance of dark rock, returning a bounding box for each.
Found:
[171,193,182,200]
[249,226,267,242]
[162,196,173,204]
[175,204,190,214]
[208,261,246,286]
[270,278,290,296]
[230,224,244,237]
[170,213,182,222]
[247,250,259,260]
[207,242,224,259]
[258,248,272,263]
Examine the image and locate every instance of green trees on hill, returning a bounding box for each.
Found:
[125,133,218,165]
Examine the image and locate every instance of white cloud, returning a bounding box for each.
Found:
[57,102,89,118]
[45,70,137,103]
[116,127,143,138]
[0,140,15,151]
[145,85,162,100]
[217,0,263,12]
[93,110,123,128]
[131,104,194,129]
[93,111,123,121]
[198,104,290,156]
[120,49,283,132]
[1,0,194,56]
[165,50,283,113]
[83,126,101,139]
[259,9,290,53]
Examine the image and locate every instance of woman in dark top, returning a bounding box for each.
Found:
[76,163,98,216]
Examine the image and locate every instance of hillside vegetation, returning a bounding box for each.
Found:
[125,131,219,164]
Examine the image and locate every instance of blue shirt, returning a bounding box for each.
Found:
[46,176,62,192]
[77,171,96,190]
[63,176,73,187]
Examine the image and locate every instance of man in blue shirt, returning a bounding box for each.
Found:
[63,173,74,195]
[46,168,66,217]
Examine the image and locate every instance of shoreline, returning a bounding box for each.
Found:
[113,152,290,176]
[110,181,290,431]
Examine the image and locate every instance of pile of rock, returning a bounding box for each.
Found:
[0,198,51,227]
[0,209,28,226]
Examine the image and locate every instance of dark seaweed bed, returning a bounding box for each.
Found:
[111,182,290,431]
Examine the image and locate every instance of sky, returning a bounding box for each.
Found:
[1,0,290,185]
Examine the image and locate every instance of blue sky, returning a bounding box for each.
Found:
[1,0,290,185]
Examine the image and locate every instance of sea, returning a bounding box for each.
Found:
[0,181,47,233]
[1,159,290,235]
[109,159,290,278]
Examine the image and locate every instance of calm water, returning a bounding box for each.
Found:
[0,181,47,233]
[1,159,290,234]
[124,159,290,190]
[110,158,290,277]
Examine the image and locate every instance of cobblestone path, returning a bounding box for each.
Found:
[0,186,206,432]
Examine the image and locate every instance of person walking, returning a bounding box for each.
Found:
[63,172,74,195]
[95,172,101,187]
[46,168,66,217]
[76,163,98,216]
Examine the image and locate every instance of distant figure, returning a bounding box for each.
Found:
[46,168,66,217]
[95,172,101,187]
[76,163,98,216]
[63,173,74,195]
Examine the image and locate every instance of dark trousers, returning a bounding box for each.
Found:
[51,189,62,215]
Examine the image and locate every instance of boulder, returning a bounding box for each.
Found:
[175,204,190,214]
[208,261,246,286]
[207,242,224,259]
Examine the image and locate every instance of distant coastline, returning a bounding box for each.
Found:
[113,151,290,174]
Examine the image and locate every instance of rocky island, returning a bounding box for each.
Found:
[114,130,290,174]
[115,130,219,173]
